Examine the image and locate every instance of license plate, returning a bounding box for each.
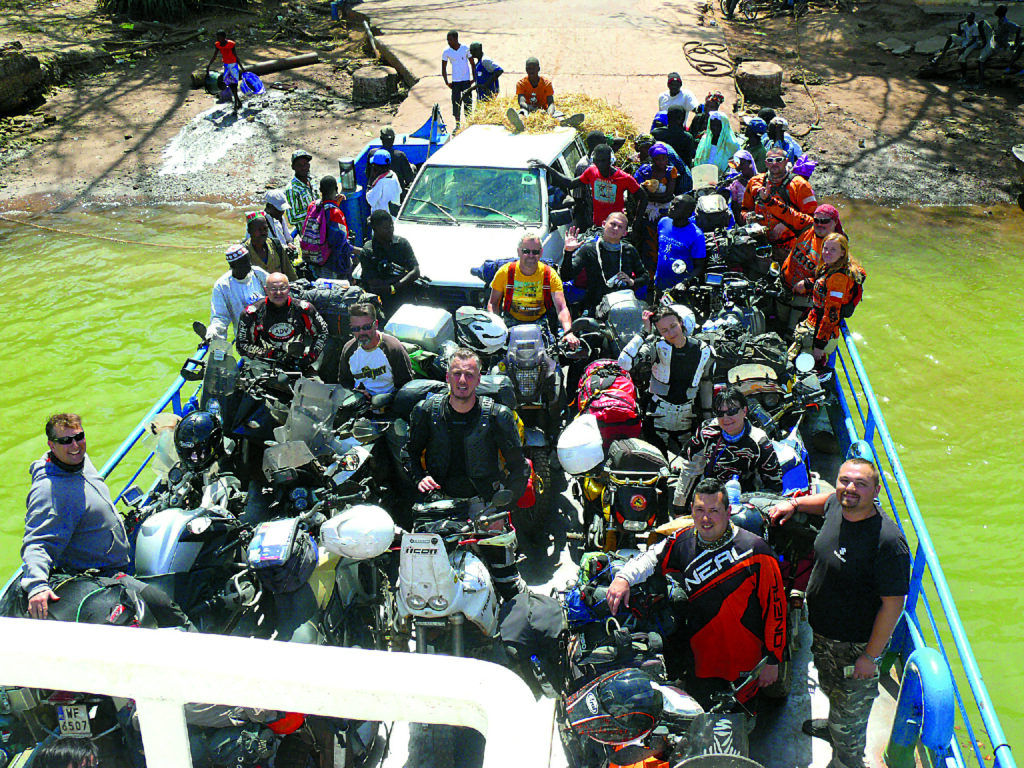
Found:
[57,704,91,738]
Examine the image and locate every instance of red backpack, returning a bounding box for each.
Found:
[576,360,642,449]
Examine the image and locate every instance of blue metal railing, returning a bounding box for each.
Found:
[833,322,1016,768]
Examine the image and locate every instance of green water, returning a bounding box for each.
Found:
[0,203,1020,753]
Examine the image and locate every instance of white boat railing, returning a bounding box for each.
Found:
[0,617,551,768]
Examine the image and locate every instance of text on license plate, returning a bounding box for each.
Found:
[57,704,91,737]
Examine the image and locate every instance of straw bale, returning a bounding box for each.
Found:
[460,93,638,144]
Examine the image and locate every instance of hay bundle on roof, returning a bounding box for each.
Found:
[460,93,639,144]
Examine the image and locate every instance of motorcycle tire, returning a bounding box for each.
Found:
[515,447,554,538]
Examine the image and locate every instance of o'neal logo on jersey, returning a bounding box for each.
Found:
[683,546,754,591]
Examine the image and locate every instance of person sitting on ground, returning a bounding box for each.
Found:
[534,144,648,228]
[982,6,1023,81]
[338,302,414,398]
[740,115,768,172]
[780,203,843,328]
[22,413,191,628]
[606,478,785,712]
[658,72,699,121]
[561,213,649,315]
[470,41,504,100]
[208,244,268,341]
[402,348,529,598]
[932,12,992,83]
[365,151,403,215]
[653,193,705,292]
[673,386,783,516]
[619,305,712,451]
[284,149,316,234]
[741,147,818,255]
[377,127,416,190]
[441,30,476,126]
[788,233,865,366]
[652,105,696,168]
[300,175,355,280]
[765,116,804,165]
[32,736,100,768]
[634,143,680,268]
[262,189,295,251]
[486,231,580,345]
[236,272,328,370]
[693,112,742,176]
[727,150,758,223]
[205,29,245,112]
[688,91,726,139]
[244,212,296,281]
[357,209,420,314]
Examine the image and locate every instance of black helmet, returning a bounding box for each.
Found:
[174,411,224,471]
[565,668,663,746]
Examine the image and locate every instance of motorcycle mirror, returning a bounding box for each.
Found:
[794,353,815,374]
[491,488,514,508]
[192,321,208,340]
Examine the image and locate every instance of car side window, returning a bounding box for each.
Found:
[560,140,584,175]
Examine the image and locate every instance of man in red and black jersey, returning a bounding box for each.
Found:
[236,272,328,370]
[607,478,786,710]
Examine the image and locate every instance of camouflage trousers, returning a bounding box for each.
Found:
[811,633,881,768]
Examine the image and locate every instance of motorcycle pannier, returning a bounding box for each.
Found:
[384,304,456,353]
[393,379,447,421]
[577,360,642,449]
[696,194,731,232]
[607,438,668,474]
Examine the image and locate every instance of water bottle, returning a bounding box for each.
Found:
[726,475,742,506]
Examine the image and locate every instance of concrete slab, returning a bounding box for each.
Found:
[876,37,906,51]
[915,34,949,54]
[348,0,735,134]
[891,43,915,55]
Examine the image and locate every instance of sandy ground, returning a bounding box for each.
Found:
[0,0,1022,211]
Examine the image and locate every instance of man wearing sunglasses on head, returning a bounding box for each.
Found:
[671,386,782,517]
[21,413,190,627]
[741,146,817,257]
[338,302,414,400]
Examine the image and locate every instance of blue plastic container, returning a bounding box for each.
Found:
[339,186,365,246]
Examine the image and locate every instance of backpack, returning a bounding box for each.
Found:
[576,360,642,449]
[840,266,867,319]
[502,262,555,314]
[299,201,347,266]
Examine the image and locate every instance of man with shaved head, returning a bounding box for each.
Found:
[236,272,328,371]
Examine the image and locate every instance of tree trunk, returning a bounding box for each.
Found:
[351,65,398,104]
[735,60,784,102]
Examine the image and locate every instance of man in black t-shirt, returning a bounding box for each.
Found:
[652,105,696,168]
[770,458,910,768]
[357,210,420,315]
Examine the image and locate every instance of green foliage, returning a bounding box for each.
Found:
[98,0,248,23]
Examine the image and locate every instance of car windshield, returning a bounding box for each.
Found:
[400,166,543,225]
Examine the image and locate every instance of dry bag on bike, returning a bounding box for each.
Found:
[577,360,642,449]
[247,518,318,594]
[47,574,155,628]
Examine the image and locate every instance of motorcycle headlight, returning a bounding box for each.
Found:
[406,594,427,610]
[427,595,449,611]
[622,520,648,532]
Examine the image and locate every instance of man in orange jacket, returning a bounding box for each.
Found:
[741,147,817,256]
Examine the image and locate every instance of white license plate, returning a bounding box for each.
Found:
[57,704,91,737]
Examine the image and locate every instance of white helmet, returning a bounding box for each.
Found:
[320,504,395,560]
[455,307,508,354]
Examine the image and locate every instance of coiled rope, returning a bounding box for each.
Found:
[0,212,213,250]
[683,40,736,77]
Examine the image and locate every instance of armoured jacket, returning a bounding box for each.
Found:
[647,337,712,401]
[404,394,529,499]
[236,296,328,366]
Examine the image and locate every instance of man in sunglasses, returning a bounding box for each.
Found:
[338,302,413,399]
[236,272,328,371]
[672,387,782,516]
[21,414,190,627]
[741,146,817,255]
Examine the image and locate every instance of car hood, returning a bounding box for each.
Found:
[393,221,529,287]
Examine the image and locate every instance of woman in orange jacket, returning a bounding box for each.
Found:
[788,233,865,365]
[778,204,845,329]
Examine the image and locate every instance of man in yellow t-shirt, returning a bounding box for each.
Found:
[487,232,580,348]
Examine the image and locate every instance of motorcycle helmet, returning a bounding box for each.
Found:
[455,307,508,354]
[565,668,663,745]
[320,504,395,560]
[173,411,224,471]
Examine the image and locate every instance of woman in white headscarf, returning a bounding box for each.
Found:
[693,111,742,176]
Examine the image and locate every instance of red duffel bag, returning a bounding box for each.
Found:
[576,359,642,449]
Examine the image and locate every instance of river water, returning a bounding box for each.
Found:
[0,202,1020,753]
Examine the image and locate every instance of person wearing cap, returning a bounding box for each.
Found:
[658,73,698,119]
[727,150,758,223]
[365,150,402,215]
[262,189,294,249]
[652,105,696,167]
[688,91,726,140]
[284,149,316,232]
[357,209,420,315]
[377,127,415,189]
[208,244,269,340]
[739,116,768,173]
[441,30,476,126]
[469,41,503,101]
[300,175,355,281]
[765,117,804,165]
[244,211,296,281]
[742,147,817,255]
[779,204,843,329]
[654,192,705,292]
[634,142,680,267]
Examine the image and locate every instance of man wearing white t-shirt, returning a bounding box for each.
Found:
[207,244,268,340]
[440,30,476,125]
[365,151,403,215]
[657,72,698,123]
[338,303,414,397]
